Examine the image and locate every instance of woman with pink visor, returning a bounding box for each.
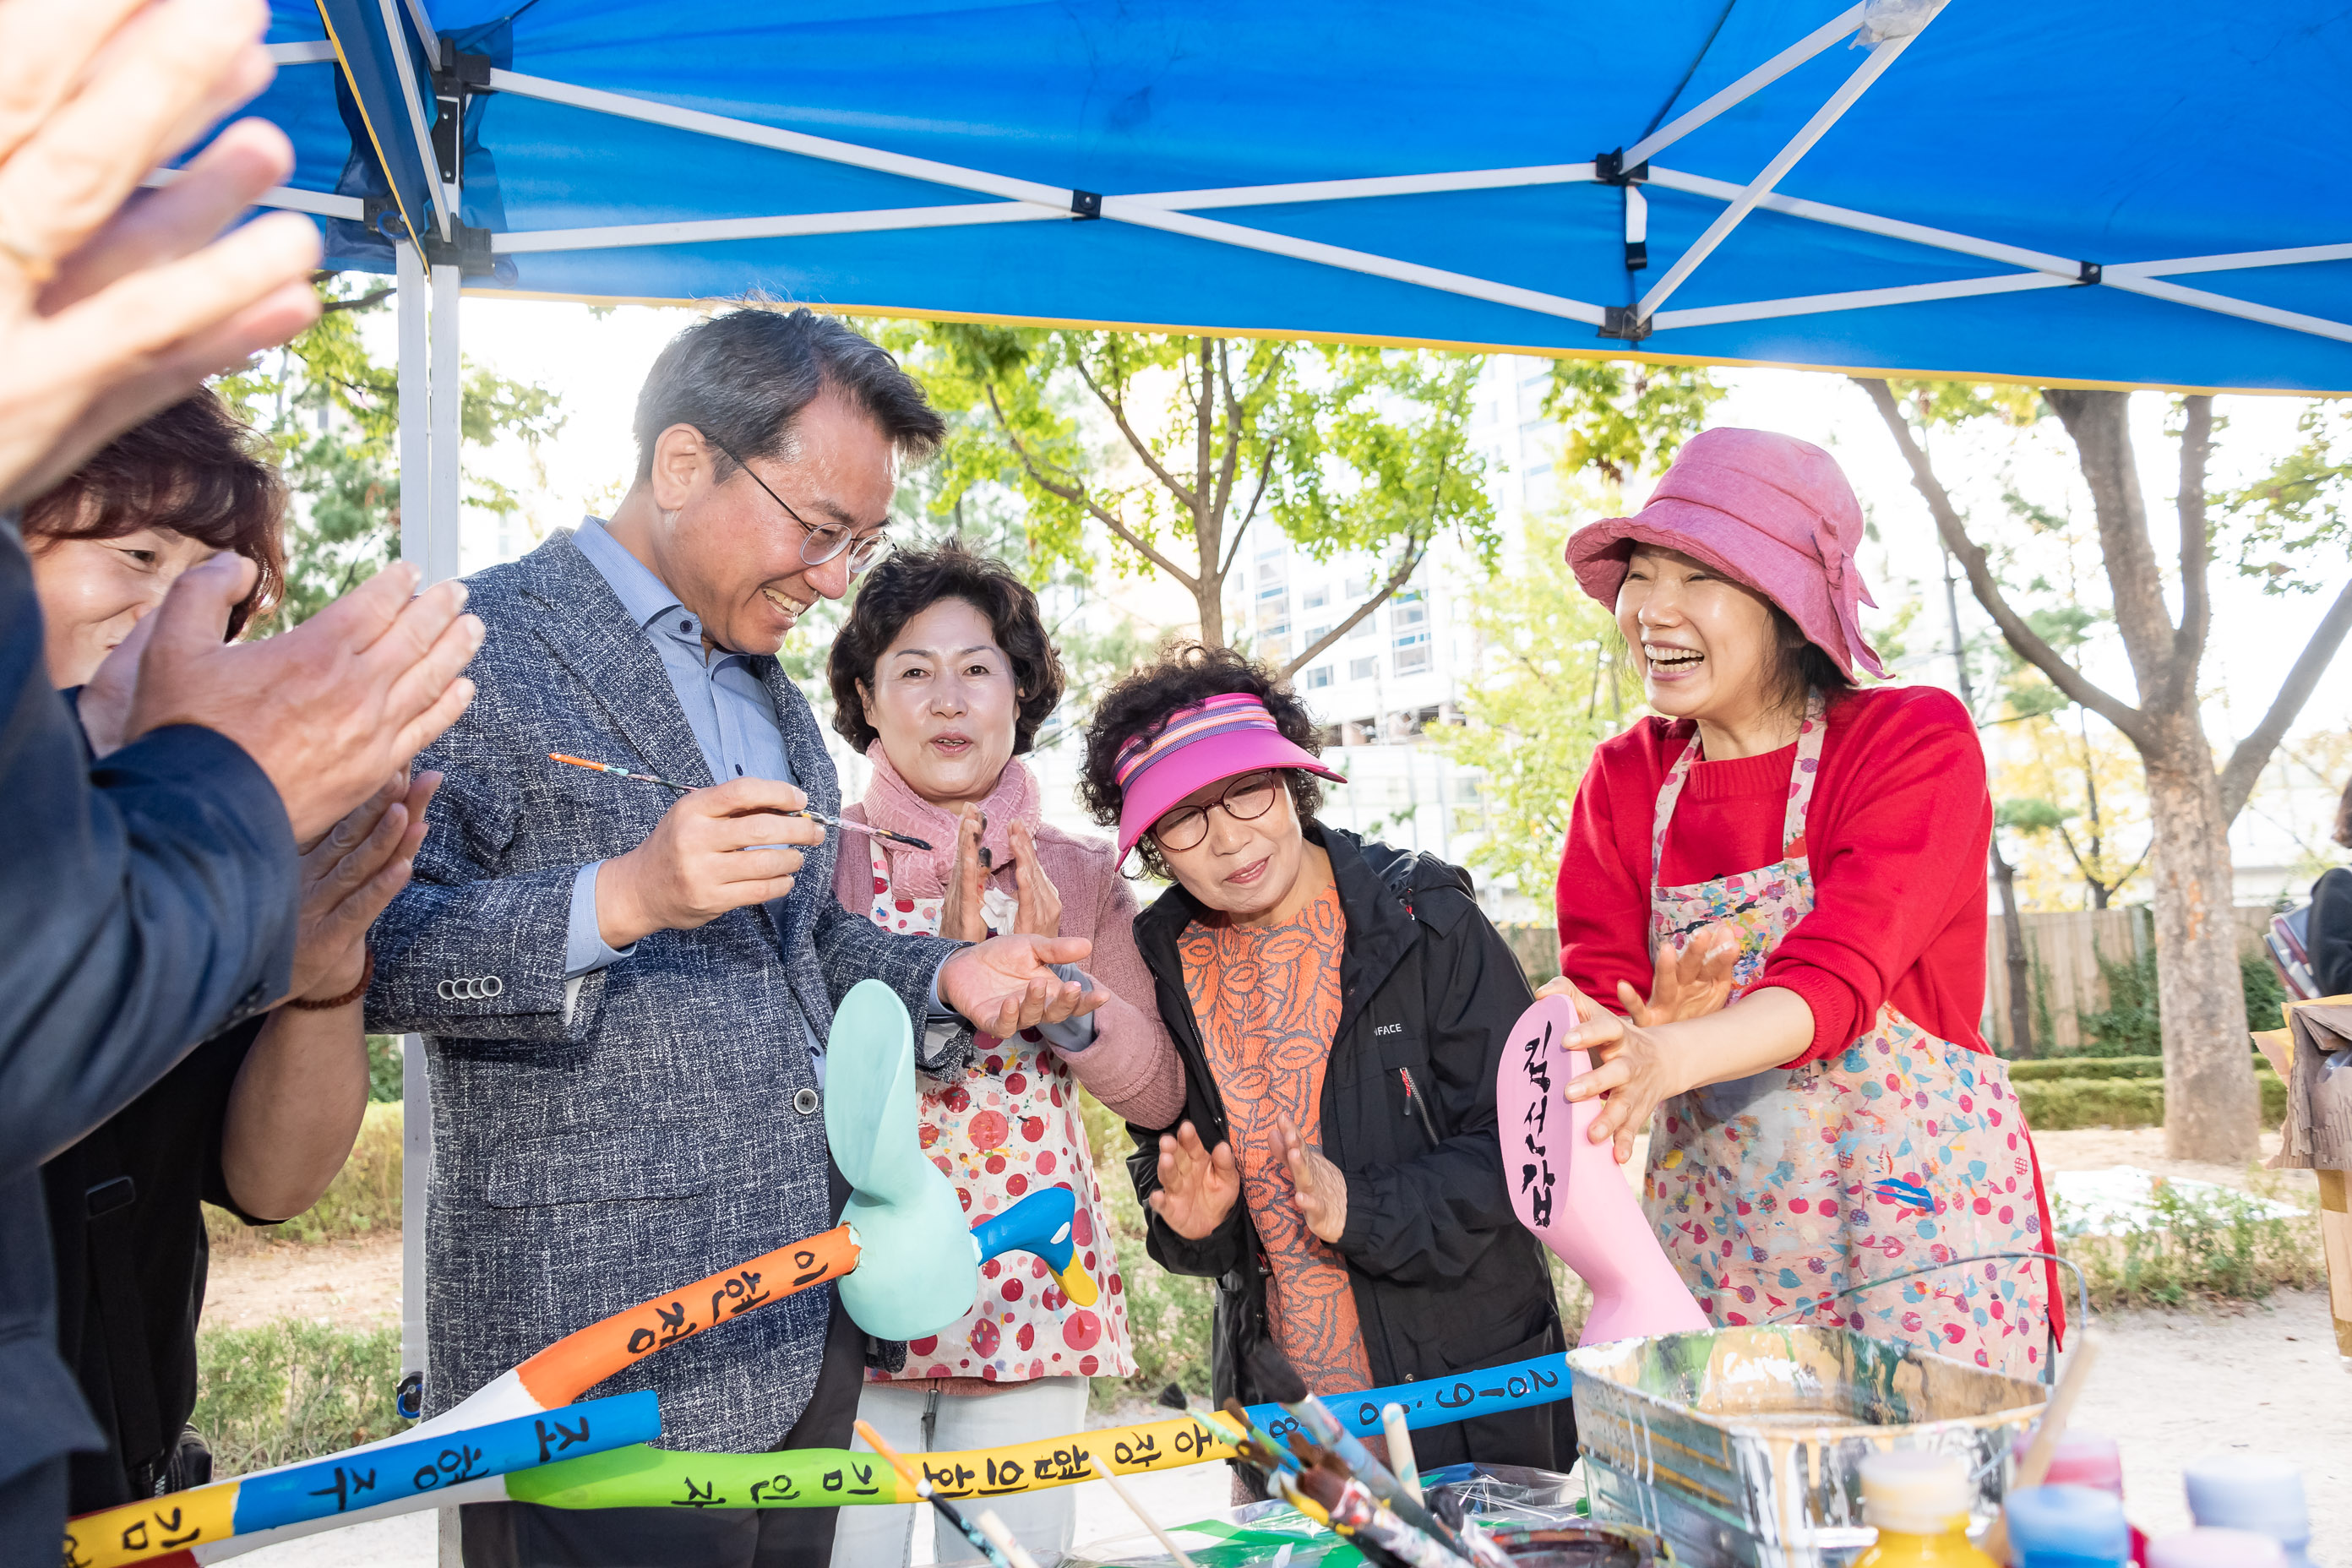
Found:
[1079,646,1576,1493]
[1549,427,2061,1378]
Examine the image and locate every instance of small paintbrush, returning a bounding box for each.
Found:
[548,754,934,850]
[854,1419,1009,1568]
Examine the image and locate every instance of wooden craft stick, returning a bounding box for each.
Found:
[973,1510,1043,1568]
[1984,1335,2103,1565]
[1091,1452,1200,1568]
[1381,1402,1422,1504]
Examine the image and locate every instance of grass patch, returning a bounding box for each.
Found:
[205,1101,403,1254]
[192,1319,410,1476]
[2055,1169,2326,1311]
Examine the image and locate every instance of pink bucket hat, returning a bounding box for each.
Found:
[1113,693,1346,859]
[1564,427,1885,678]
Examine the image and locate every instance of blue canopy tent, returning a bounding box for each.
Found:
[218,0,2352,1427]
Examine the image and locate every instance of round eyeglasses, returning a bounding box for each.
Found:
[709,434,895,575]
[1150,770,1283,853]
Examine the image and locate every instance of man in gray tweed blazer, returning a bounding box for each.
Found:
[368,309,1103,1568]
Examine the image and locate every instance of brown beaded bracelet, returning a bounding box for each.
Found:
[287,950,373,1011]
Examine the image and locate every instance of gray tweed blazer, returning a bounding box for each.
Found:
[366,528,959,1451]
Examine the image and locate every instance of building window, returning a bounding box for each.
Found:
[1349,616,1377,640]
[1303,585,1329,611]
[1390,588,1427,633]
[1345,574,1372,599]
[1395,642,1432,675]
[1304,624,1331,651]
[1304,665,1333,690]
[1348,656,1378,682]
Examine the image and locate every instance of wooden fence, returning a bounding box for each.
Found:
[1498,905,2278,1055]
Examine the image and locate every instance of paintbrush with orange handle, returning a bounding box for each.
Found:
[548,754,933,849]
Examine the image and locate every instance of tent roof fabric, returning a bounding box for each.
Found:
[246,1,2352,394]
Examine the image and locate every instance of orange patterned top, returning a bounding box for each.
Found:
[1179,878,1372,1397]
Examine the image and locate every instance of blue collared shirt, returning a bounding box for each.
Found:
[563,519,797,977]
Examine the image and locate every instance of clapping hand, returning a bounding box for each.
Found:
[286,770,439,1004]
[1146,1120,1239,1240]
[936,804,991,941]
[1534,923,1739,1026]
[1274,1113,1348,1244]
[937,933,1108,1037]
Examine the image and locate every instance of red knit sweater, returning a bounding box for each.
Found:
[1555,684,1992,1065]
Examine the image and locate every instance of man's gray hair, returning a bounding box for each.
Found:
[632,305,945,481]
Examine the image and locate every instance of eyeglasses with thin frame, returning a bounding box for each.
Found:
[706,433,894,575]
[1150,770,1284,853]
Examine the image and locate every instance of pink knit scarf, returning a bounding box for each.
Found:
[859,741,1042,900]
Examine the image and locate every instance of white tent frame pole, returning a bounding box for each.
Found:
[2100,274,2352,346]
[264,40,338,65]
[2105,242,2352,277]
[377,0,453,241]
[1654,270,2074,329]
[487,69,1071,210]
[394,236,432,1450]
[1622,3,1866,167]
[139,166,365,220]
[1099,199,1609,324]
[1639,16,1941,320]
[1647,166,2083,276]
[427,263,463,582]
[492,201,1059,254]
[1120,163,1597,210]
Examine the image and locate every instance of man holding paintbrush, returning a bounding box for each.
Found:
[367,308,1105,1568]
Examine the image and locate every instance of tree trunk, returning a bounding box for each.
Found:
[1991,842,2036,1057]
[1194,569,1228,651]
[2144,724,2258,1162]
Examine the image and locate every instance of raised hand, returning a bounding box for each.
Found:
[935,804,991,941]
[1146,1120,1240,1240]
[1005,819,1062,938]
[937,934,1108,1037]
[595,776,825,949]
[123,554,482,843]
[286,770,438,1003]
[0,0,324,506]
[1619,923,1739,1026]
[1274,1113,1348,1244]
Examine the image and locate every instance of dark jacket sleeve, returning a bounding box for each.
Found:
[1335,885,1533,1287]
[2311,868,2352,999]
[0,526,298,1173]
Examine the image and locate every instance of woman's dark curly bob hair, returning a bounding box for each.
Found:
[1081,644,1327,880]
[829,540,1065,755]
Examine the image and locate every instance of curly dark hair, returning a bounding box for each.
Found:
[1080,644,1327,880]
[21,389,286,637]
[828,540,1065,755]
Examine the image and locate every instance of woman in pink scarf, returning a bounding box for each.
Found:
[825,542,1179,1567]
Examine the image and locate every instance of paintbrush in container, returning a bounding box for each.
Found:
[852,1419,1009,1568]
[547,754,934,848]
[1292,1463,1471,1568]
[1246,1345,1503,1568]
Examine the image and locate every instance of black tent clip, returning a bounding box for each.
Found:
[1070,189,1103,220]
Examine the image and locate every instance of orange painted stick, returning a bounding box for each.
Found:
[515,1225,860,1407]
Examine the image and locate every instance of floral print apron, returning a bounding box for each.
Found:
[1642,694,2052,1377]
[863,840,1136,1384]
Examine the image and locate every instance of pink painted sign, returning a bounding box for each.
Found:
[1494,994,1707,1345]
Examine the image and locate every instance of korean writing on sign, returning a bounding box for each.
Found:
[307,1463,380,1513]
[1517,1021,1556,1228]
[822,1462,885,1497]
[624,1298,698,1356]
[675,1477,727,1509]
[749,1473,803,1505]
[536,1415,592,1462]
[1032,1443,1093,1483]
[414,1444,488,1491]
[710,1268,770,1320]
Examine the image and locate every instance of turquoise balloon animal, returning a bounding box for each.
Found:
[825,979,982,1339]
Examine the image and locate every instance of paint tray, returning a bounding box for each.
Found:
[1569,1327,2044,1568]
[1064,1462,1641,1566]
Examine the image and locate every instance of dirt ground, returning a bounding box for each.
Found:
[210,1126,2344,1561]
[204,1232,402,1331]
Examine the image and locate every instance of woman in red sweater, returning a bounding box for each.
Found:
[1549,427,2058,1379]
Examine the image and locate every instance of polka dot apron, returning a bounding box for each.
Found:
[863,840,1136,1384]
[1641,693,2052,1378]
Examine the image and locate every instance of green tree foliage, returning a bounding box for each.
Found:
[215,277,566,628]
[884,325,1496,677]
[1424,516,1626,897]
[1541,359,1725,485]
[2229,400,2352,590]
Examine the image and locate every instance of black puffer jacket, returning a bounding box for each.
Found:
[1127,822,1573,1475]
